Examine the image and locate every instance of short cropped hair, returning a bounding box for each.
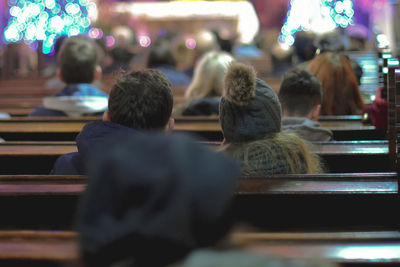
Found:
[58,36,98,84]
[108,70,173,130]
[147,40,177,68]
[278,69,322,117]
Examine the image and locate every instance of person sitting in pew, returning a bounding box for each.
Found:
[78,133,239,267]
[51,69,174,174]
[278,68,333,142]
[78,133,336,267]
[147,38,191,86]
[219,63,322,175]
[174,51,235,116]
[307,52,365,115]
[30,36,108,117]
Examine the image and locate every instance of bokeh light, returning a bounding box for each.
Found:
[139,35,151,48]
[4,0,95,54]
[185,38,196,49]
[105,36,115,47]
[279,0,354,47]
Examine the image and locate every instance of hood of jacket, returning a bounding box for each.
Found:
[43,84,108,116]
[282,117,333,142]
[78,133,239,267]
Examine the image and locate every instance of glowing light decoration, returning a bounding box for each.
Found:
[185,38,196,50]
[138,36,151,48]
[279,0,354,47]
[4,0,95,54]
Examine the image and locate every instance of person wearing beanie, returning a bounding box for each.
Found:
[219,63,322,175]
[78,133,239,267]
[278,68,333,142]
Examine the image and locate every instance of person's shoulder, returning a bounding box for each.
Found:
[51,152,84,175]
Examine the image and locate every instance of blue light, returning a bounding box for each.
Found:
[4,0,94,54]
[278,0,354,48]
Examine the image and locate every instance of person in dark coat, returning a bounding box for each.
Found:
[30,36,108,117]
[278,68,333,142]
[147,39,191,86]
[77,133,336,267]
[78,132,239,267]
[51,69,174,174]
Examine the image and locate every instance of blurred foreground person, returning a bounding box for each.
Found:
[78,133,239,267]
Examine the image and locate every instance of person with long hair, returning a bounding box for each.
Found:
[176,51,235,116]
[307,52,364,115]
[219,63,322,175]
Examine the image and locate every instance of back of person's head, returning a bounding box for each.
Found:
[219,63,321,175]
[108,69,173,130]
[195,30,218,56]
[186,51,235,99]
[279,68,322,117]
[147,39,177,68]
[109,46,135,65]
[313,31,349,54]
[219,63,282,143]
[293,31,317,62]
[58,36,99,84]
[78,133,239,267]
[307,52,364,115]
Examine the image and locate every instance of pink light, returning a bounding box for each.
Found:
[89,28,103,39]
[185,38,196,49]
[105,36,115,47]
[139,36,151,47]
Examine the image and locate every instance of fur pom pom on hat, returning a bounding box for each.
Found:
[220,63,282,143]
[224,63,257,105]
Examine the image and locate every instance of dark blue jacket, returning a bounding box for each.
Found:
[29,84,108,117]
[182,98,220,116]
[51,121,138,175]
[155,65,191,86]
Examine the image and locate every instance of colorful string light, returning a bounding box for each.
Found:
[279,0,354,48]
[4,0,96,54]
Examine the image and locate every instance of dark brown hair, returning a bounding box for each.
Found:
[58,36,98,84]
[108,70,173,130]
[279,68,322,117]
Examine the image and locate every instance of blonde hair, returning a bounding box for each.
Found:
[185,51,235,99]
[222,133,323,175]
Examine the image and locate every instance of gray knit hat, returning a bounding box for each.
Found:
[219,63,282,143]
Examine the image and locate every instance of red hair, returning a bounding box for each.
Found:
[307,52,364,115]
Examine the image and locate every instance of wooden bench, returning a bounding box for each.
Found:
[0,116,383,141]
[1,230,400,265]
[0,140,389,174]
[0,173,397,230]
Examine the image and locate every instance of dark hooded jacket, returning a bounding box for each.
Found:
[78,133,239,267]
[51,121,137,175]
[29,83,108,117]
[182,98,220,116]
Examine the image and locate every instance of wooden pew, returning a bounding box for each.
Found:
[0,173,397,230]
[0,116,383,141]
[1,230,400,266]
[0,140,389,174]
